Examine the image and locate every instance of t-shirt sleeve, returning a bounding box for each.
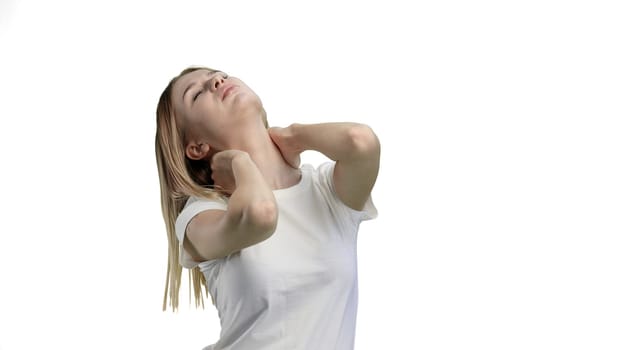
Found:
[316,161,378,228]
[175,196,228,269]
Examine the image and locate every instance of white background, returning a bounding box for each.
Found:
[1,0,621,349]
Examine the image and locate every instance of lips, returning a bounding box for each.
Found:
[221,85,238,100]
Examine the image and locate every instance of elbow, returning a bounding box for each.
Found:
[347,124,381,160]
[245,199,279,239]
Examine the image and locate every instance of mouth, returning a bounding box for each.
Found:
[221,85,238,101]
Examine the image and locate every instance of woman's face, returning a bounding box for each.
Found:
[172,69,263,149]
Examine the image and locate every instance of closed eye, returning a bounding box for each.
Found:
[189,72,228,103]
[193,89,203,101]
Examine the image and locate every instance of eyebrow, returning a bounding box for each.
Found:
[182,70,222,104]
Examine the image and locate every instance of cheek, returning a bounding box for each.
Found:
[188,106,225,138]
[179,109,206,137]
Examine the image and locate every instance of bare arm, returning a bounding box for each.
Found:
[270,122,380,211]
[185,150,278,261]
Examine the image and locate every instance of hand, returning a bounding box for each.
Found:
[269,125,302,169]
[210,150,249,195]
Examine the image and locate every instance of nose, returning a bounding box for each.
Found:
[207,73,226,92]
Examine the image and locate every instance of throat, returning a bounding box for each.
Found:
[271,167,302,191]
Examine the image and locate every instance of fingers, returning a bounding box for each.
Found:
[268,127,283,142]
[209,151,236,194]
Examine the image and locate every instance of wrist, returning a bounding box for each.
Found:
[286,123,306,153]
[231,152,254,172]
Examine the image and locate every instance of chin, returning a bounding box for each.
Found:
[232,91,264,114]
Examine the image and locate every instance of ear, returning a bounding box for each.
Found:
[185,141,211,160]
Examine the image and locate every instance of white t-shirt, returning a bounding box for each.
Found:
[175,162,377,350]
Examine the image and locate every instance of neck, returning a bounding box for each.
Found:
[223,125,300,190]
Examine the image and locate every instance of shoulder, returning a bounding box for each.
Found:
[175,195,228,243]
[175,195,229,269]
[307,161,378,223]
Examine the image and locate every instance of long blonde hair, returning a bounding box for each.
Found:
[155,66,267,311]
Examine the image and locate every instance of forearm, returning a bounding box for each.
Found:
[289,122,380,161]
[228,153,278,231]
[269,122,380,210]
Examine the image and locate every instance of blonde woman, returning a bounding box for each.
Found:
[155,66,380,350]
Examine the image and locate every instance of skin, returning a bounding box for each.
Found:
[172,69,381,262]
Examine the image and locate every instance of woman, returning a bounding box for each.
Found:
[155,66,380,349]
